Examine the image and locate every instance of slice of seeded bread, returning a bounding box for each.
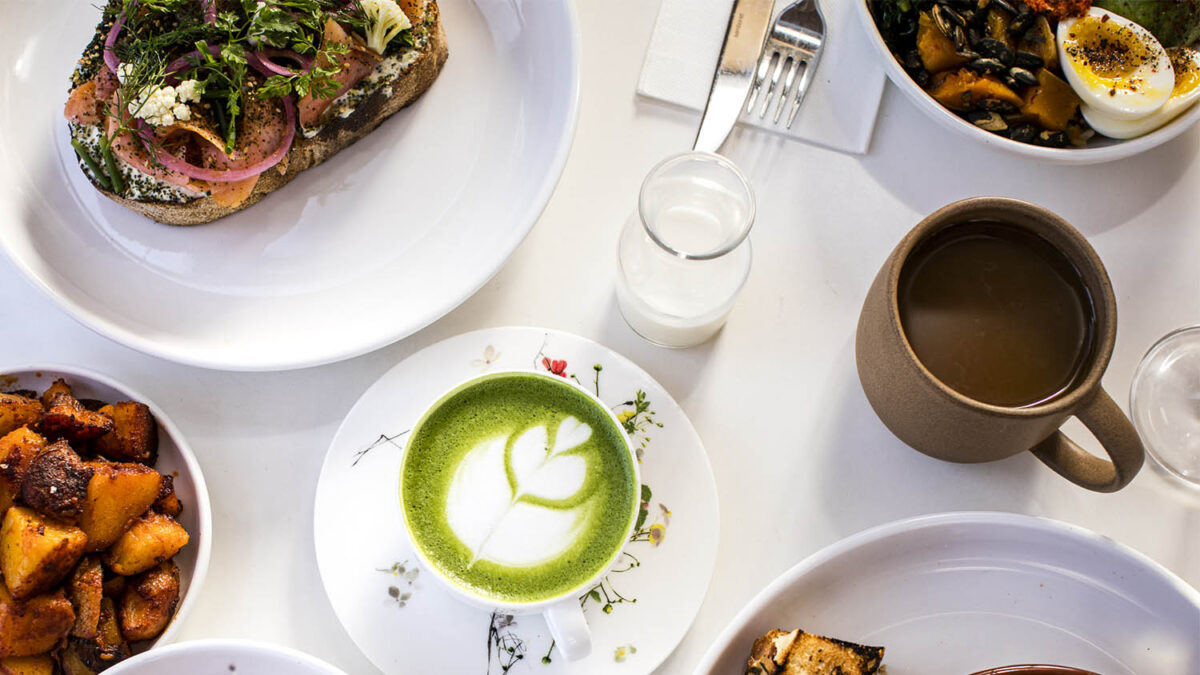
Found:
[747,628,885,675]
[81,3,448,226]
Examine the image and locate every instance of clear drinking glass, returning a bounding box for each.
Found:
[615,152,755,348]
[1129,325,1200,489]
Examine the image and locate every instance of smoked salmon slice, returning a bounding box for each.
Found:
[297,19,380,128]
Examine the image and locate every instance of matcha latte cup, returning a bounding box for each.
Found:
[399,370,642,661]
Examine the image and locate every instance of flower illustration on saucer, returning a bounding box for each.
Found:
[541,357,568,377]
[614,644,637,662]
[472,345,502,369]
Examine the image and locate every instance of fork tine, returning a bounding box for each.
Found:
[759,51,786,117]
[785,59,814,128]
[746,50,776,115]
[772,56,798,123]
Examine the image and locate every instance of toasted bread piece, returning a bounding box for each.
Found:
[747,628,884,675]
[79,3,448,226]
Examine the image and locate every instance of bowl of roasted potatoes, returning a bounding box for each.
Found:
[0,365,210,673]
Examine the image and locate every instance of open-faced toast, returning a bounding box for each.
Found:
[64,0,448,226]
[747,628,886,675]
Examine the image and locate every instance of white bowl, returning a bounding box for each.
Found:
[103,639,346,674]
[855,0,1200,164]
[0,364,211,650]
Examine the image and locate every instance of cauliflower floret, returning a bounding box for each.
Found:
[361,0,411,55]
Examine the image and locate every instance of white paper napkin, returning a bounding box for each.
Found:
[637,0,886,155]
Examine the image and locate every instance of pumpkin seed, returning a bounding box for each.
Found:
[936,4,966,29]
[1008,9,1034,35]
[1013,51,1044,70]
[903,49,923,70]
[959,9,977,24]
[976,37,1014,64]
[968,57,1007,75]
[957,49,981,61]
[979,98,1019,114]
[912,68,932,87]
[953,25,970,51]
[990,0,1016,14]
[1010,66,1039,86]
[968,111,1009,132]
[968,27,983,46]
[1003,74,1020,89]
[933,5,956,39]
[1009,124,1037,143]
[1035,130,1068,147]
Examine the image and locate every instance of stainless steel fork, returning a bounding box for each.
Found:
[744,0,826,129]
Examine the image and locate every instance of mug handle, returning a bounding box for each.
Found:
[544,597,591,661]
[1030,388,1144,492]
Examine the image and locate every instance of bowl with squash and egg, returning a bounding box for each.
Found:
[858,0,1200,163]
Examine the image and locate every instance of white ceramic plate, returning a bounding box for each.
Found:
[697,511,1200,674]
[855,0,1200,164]
[313,327,720,674]
[0,1,579,371]
[0,364,212,649]
[104,639,346,674]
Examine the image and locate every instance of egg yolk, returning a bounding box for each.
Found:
[1064,16,1161,91]
[1170,49,1200,97]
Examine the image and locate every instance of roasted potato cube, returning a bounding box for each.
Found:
[0,585,74,657]
[79,464,161,553]
[0,397,41,441]
[68,557,103,640]
[63,598,126,671]
[102,513,188,577]
[39,394,112,445]
[0,507,88,600]
[0,430,46,516]
[0,654,54,675]
[100,576,125,599]
[18,443,93,524]
[57,646,95,675]
[93,403,156,466]
[37,381,72,410]
[117,561,178,642]
[151,476,181,518]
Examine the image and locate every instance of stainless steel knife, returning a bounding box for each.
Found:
[693,0,776,154]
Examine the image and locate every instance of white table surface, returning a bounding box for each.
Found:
[3,1,1200,673]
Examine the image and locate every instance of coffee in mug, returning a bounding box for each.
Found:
[897,220,1097,408]
[856,198,1143,492]
[400,371,640,659]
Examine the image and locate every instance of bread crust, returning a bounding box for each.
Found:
[82,5,448,226]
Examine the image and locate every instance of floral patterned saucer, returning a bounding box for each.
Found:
[313,327,720,674]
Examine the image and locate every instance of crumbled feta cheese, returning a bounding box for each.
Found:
[117,63,135,85]
[129,79,202,127]
[176,78,202,103]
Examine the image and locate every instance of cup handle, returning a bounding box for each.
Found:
[544,598,591,661]
[1030,388,1144,492]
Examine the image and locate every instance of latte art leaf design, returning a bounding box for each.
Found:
[445,416,596,568]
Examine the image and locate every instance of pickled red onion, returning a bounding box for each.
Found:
[253,48,314,75]
[104,11,127,74]
[152,95,296,183]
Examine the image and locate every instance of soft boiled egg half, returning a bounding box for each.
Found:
[1082,47,1200,139]
[1057,7,1174,121]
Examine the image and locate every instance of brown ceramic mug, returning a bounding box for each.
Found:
[855,197,1143,492]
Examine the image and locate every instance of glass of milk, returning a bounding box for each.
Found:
[616,152,755,348]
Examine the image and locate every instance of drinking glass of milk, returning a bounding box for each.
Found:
[616,151,755,348]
